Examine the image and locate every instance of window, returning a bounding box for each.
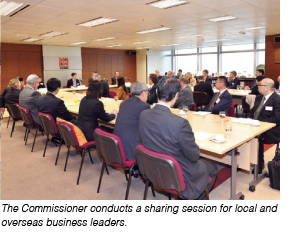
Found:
[162,50,172,56]
[222,44,254,52]
[175,48,197,55]
[257,51,265,66]
[257,43,265,50]
[200,46,218,53]
[221,52,254,77]
[174,55,197,75]
[201,54,218,75]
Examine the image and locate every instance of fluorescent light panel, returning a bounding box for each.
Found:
[180,34,203,39]
[209,16,237,22]
[94,37,116,41]
[70,42,87,45]
[40,31,68,37]
[23,38,42,42]
[147,0,188,9]
[161,44,179,47]
[244,26,266,30]
[137,27,171,34]
[78,17,117,27]
[204,39,230,42]
[0,1,24,16]
[132,41,153,44]
[136,47,151,49]
[106,44,123,47]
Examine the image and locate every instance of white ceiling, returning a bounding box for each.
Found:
[1,0,280,50]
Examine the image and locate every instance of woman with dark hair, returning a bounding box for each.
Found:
[77,81,117,141]
[116,76,129,100]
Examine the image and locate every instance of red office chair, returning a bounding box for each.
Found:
[109,90,117,98]
[6,103,22,138]
[93,128,137,200]
[135,145,210,200]
[19,106,40,152]
[128,93,132,98]
[191,102,196,111]
[56,119,95,185]
[193,91,210,111]
[63,85,67,89]
[39,113,59,157]
[228,104,235,117]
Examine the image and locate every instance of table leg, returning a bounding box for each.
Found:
[229,148,244,200]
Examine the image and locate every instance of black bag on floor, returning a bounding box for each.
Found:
[267,143,280,190]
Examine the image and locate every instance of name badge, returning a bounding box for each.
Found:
[265,106,273,111]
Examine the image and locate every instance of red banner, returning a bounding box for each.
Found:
[59,57,69,69]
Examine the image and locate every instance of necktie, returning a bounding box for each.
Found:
[208,92,220,110]
[253,96,266,119]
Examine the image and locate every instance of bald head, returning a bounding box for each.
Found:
[258,78,275,96]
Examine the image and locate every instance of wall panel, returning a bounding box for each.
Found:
[265,34,280,82]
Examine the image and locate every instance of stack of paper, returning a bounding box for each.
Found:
[193,111,211,116]
[194,131,214,141]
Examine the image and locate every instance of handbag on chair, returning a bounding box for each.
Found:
[267,143,280,190]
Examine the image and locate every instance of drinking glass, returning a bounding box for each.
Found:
[236,85,240,90]
[114,96,118,109]
[225,123,232,138]
[183,106,188,117]
[219,111,226,124]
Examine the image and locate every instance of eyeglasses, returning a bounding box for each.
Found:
[257,84,267,87]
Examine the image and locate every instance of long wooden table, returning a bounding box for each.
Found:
[60,90,275,200]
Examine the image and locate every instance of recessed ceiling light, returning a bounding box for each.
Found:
[106,44,123,47]
[180,34,203,39]
[132,41,153,44]
[209,16,237,22]
[94,37,116,41]
[40,31,68,37]
[77,17,118,27]
[147,0,188,9]
[136,47,152,49]
[22,38,43,42]
[161,44,179,47]
[0,1,24,16]
[70,42,87,45]
[244,26,266,30]
[137,27,171,34]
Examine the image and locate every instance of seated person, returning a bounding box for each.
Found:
[202,69,212,84]
[274,75,280,90]
[37,75,45,89]
[245,69,264,90]
[4,78,22,105]
[1,84,11,108]
[116,76,129,100]
[93,73,110,98]
[227,71,240,89]
[114,82,150,160]
[112,71,119,85]
[77,81,117,141]
[186,72,196,86]
[249,78,280,174]
[66,73,80,88]
[139,77,218,200]
[173,77,193,110]
[206,76,232,116]
[147,73,158,105]
[18,76,25,90]
[194,75,214,100]
[19,74,42,125]
[38,78,77,124]
[251,75,266,96]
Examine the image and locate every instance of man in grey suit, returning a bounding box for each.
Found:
[173,77,194,110]
[19,74,41,125]
[139,77,218,200]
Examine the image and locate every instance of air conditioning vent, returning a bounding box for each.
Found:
[9,4,30,17]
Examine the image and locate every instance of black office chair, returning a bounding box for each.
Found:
[193,91,210,111]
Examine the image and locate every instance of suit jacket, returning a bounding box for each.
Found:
[173,85,194,110]
[206,89,232,116]
[228,77,240,89]
[111,77,117,85]
[139,104,209,199]
[19,86,41,125]
[101,81,110,98]
[274,80,280,90]
[38,92,77,124]
[67,79,80,88]
[4,89,21,105]
[114,96,150,160]
[204,76,212,84]
[1,86,10,107]
[117,86,129,100]
[37,82,45,89]
[147,83,158,105]
[194,81,214,100]
[250,92,280,144]
[88,77,93,86]
[77,97,116,141]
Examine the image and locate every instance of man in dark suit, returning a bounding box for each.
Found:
[93,73,110,98]
[246,69,264,90]
[114,82,150,160]
[194,76,214,100]
[88,71,97,85]
[37,75,45,89]
[202,69,212,84]
[227,71,240,89]
[274,75,280,90]
[111,71,119,85]
[66,73,80,88]
[38,78,77,125]
[4,78,21,105]
[173,77,193,110]
[19,74,42,125]
[139,77,218,200]
[175,69,183,79]
[206,76,232,116]
[147,73,158,105]
[250,75,265,96]
[250,78,280,174]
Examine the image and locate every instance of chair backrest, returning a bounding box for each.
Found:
[242,96,250,112]
[128,93,132,98]
[193,91,210,106]
[109,90,117,98]
[6,103,21,120]
[228,104,235,117]
[63,85,67,89]
[39,112,58,135]
[191,102,196,111]
[19,105,35,126]
[56,120,79,147]
[93,128,125,165]
[135,145,185,193]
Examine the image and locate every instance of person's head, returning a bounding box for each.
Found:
[115,72,119,77]
[18,76,24,83]
[86,80,103,99]
[155,70,160,76]
[186,72,192,79]
[92,71,97,76]
[38,75,42,82]
[277,75,280,83]
[125,77,130,82]
[230,71,237,78]
[179,77,189,89]
[215,76,227,91]
[256,69,264,76]
[168,71,173,77]
[26,74,40,90]
[197,75,204,83]
[202,69,208,77]
[130,81,149,102]
[178,69,182,75]
[71,73,77,80]
[149,73,158,86]
[93,73,102,81]
[47,78,61,94]
[117,76,128,93]
[165,72,168,76]
[157,77,181,107]
[256,75,266,86]
[258,78,275,96]
[8,78,20,90]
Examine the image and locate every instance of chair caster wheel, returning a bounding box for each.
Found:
[249,185,255,192]
[239,195,245,200]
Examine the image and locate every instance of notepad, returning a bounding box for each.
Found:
[193,111,211,116]
[194,131,214,141]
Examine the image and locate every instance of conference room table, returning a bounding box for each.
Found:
[60,90,275,200]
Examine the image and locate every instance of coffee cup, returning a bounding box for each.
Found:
[215,134,225,141]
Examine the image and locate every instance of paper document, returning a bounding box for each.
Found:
[193,111,211,116]
[194,131,215,141]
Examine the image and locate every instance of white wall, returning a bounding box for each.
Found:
[136,50,147,84]
[147,49,172,78]
[43,45,82,87]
